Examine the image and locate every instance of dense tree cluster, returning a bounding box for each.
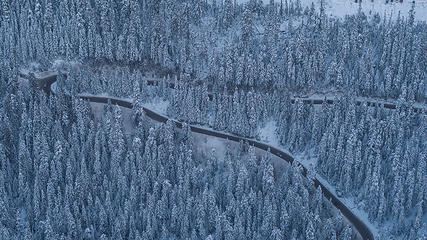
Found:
[0,85,356,239]
[1,0,425,102]
[1,0,426,239]
[278,96,425,239]
[65,58,425,239]
[65,65,275,139]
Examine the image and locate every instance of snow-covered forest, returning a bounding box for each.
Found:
[1,87,357,239]
[0,0,425,239]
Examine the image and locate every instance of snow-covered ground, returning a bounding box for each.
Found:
[50,81,58,93]
[36,71,57,79]
[194,134,229,160]
[258,119,280,145]
[319,0,426,21]
[20,59,80,77]
[19,69,58,80]
[142,98,170,116]
[19,62,42,76]
[51,59,82,72]
[238,0,427,21]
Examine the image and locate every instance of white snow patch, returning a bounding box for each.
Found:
[238,0,427,22]
[51,59,82,72]
[258,120,279,145]
[297,152,318,172]
[320,0,427,22]
[51,81,57,93]
[19,62,41,75]
[142,98,170,116]
[194,133,228,160]
[35,71,57,79]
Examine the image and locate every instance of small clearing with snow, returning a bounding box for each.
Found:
[258,120,280,146]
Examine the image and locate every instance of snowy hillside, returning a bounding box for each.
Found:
[1,0,425,239]
[239,0,427,21]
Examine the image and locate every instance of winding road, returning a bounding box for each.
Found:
[19,70,427,115]
[21,70,379,240]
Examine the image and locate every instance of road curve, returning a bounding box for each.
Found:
[19,70,427,115]
[80,95,374,240]
[23,71,375,240]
